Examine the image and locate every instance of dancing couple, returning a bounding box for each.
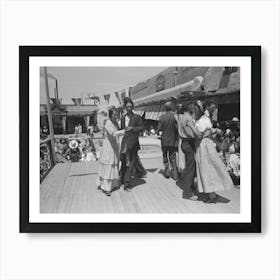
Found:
[178,100,234,203]
[96,98,145,196]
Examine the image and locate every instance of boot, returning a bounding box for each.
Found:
[163,162,170,178]
[170,157,179,181]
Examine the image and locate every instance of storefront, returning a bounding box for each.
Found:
[132,67,240,125]
[40,104,98,135]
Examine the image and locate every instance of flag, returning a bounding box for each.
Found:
[90,96,100,102]
[121,92,126,104]
[104,94,110,103]
[114,91,122,106]
[91,96,100,106]
[51,98,62,106]
[72,98,82,106]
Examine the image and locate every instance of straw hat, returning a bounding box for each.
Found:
[69,140,78,149]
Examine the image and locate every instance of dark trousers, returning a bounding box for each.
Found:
[120,149,138,186]
[162,146,178,179]
[119,154,127,184]
[120,153,146,184]
[181,139,196,196]
[134,155,146,175]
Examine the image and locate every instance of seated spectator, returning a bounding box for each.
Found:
[85,147,97,162]
[55,138,69,163]
[65,139,81,162]
[226,139,240,186]
[40,126,49,140]
[42,126,49,135]
[80,147,88,162]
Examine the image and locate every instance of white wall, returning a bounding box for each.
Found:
[0,0,279,280]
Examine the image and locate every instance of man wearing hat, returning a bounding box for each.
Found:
[66,139,81,162]
[119,98,144,191]
[156,101,179,181]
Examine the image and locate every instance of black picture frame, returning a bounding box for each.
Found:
[20,46,261,233]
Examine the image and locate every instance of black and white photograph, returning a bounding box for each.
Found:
[39,66,241,214]
[19,46,260,232]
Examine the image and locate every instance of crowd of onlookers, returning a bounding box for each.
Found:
[54,137,98,163]
[210,121,240,185]
[40,121,103,170]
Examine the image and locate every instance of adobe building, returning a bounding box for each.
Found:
[131,66,240,123]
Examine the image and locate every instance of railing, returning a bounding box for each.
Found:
[39,134,161,181]
[40,138,55,182]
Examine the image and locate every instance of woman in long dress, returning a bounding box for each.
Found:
[96,108,125,196]
[188,101,234,203]
[174,106,186,174]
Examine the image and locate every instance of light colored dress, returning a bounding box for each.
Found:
[174,114,186,173]
[195,113,234,193]
[96,120,125,192]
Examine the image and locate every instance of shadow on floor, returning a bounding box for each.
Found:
[175,176,231,203]
[130,178,146,189]
[110,178,147,193]
[70,172,98,177]
[145,168,158,173]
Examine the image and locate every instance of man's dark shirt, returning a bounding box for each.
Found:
[157,111,178,147]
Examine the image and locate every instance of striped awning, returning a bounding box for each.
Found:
[144,104,165,121]
[144,105,152,119]
[149,105,158,120]
[156,105,165,120]
[150,105,160,120]
[134,108,145,117]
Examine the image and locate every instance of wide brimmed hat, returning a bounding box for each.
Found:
[232,117,239,121]
[69,140,78,149]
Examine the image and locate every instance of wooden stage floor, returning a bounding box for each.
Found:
[40,159,240,214]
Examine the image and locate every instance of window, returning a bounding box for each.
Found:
[156,75,165,92]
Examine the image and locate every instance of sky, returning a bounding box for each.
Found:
[40,67,167,104]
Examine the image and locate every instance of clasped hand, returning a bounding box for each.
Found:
[125,126,133,132]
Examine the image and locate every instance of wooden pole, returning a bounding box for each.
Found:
[44,67,57,163]
[55,79,59,99]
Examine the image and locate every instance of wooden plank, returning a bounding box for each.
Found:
[40,163,71,213]
[40,159,240,214]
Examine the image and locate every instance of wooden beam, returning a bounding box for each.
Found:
[44,67,57,163]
